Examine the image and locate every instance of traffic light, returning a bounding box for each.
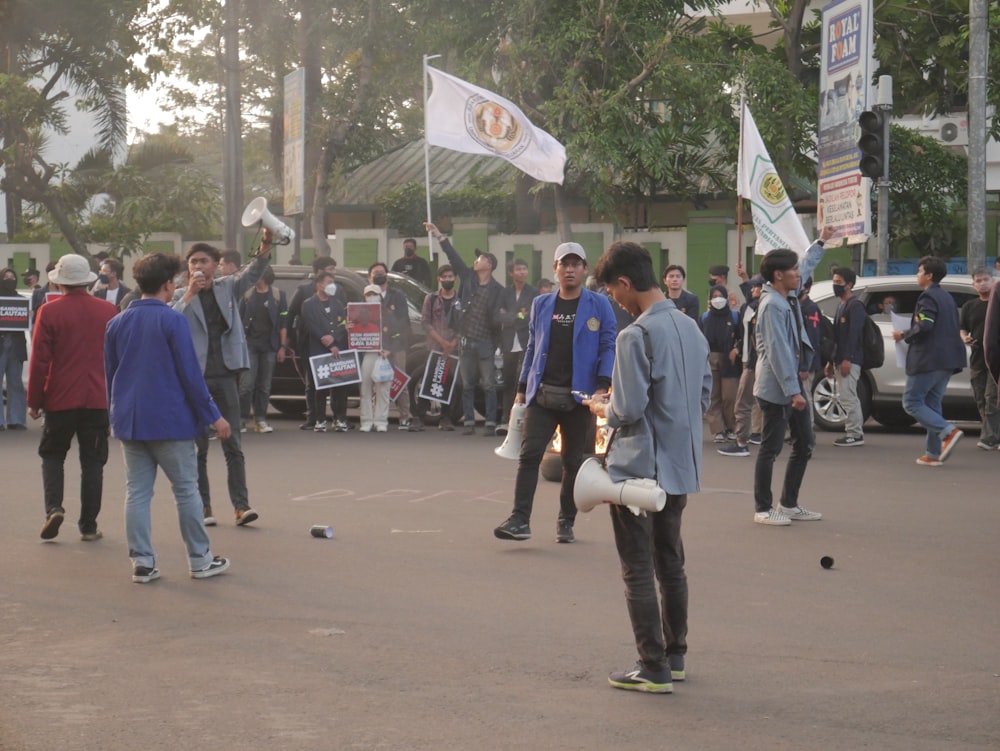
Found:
[857,110,888,179]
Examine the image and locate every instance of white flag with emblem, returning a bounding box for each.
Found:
[425,67,566,185]
[737,101,811,256]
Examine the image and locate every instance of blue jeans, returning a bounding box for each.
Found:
[0,336,26,427]
[459,338,496,426]
[753,397,813,513]
[122,440,213,572]
[902,369,955,458]
[611,494,688,672]
[196,375,249,510]
[239,346,277,422]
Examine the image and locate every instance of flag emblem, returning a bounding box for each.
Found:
[760,173,787,205]
[467,99,529,157]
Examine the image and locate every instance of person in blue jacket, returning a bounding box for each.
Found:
[892,255,968,465]
[104,253,231,584]
[493,242,617,544]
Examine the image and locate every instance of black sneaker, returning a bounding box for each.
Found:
[556,519,575,543]
[40,509,65,540]
[191,556,230,579]
[438,418,455,432]
[132,566,160,584]
[494,516,531,541]
[608,661,673,693]
[299,421,316,431]
[407,418,425,432]
[833,436,864,447]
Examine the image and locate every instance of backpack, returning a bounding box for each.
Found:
[861,311,885,369]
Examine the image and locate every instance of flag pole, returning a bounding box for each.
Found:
[423,54,441,259]
[736,91,746,271]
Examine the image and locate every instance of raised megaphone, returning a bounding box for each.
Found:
[494,402,527,460]
[241,197,295,245]
[574,457,666,513]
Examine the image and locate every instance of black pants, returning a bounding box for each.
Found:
[309,368,347,422]
[611,494,688,672]
[38,408,109,534]
[196,375,248,511]
[753,397,814,513]
[511,401,592,524]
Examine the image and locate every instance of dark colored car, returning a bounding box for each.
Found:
[268,265,500,424]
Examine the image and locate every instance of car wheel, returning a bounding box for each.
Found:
[811,373,872,432]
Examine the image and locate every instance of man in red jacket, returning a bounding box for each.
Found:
[28,254,117,541]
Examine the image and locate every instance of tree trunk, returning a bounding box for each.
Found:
[310,0,379,258]
[514,173,540,234]
[222,0,244,253]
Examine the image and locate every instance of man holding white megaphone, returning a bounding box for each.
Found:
[583,241,711,695]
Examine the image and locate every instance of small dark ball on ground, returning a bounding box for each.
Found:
[820,556,834,569]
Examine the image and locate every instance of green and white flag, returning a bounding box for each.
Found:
[737,101,810,256]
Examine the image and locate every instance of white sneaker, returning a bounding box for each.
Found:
[313,421,328,433]
[780,505,823,521]
[254,421,273,433]
[754,509,791,526]
[713,432,727,443]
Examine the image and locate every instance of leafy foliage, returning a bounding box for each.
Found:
[379,173,518,237]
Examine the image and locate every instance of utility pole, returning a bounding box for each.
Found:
[967,0,988,272]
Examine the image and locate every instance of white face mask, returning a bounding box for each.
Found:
[710,297,728,310]
[365,295,380,303]
[324,283,337,297]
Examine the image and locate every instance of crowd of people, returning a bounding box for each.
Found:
[3,229,999,694]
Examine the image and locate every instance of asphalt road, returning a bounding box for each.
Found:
[1,415,997,751]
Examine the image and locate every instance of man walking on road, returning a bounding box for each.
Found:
[28,254,117,541]
[172,234,273,526]
[105,253,231,583]
[892,256,967,466]
[490,241,617,544]
[589,241,711,694]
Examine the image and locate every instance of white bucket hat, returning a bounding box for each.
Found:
[48,254,98,286]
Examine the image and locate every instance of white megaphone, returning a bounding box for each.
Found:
[241,197,295,245]
[494,403,527,460]
[574,457,666,513]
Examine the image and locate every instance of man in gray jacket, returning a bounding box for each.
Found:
[752,240,828,526]
[589,242,711,694]
[172,232,273,526]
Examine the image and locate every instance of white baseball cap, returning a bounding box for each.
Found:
[48,254,98,286]
[554,242,586,263]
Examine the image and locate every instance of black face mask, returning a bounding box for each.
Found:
[98,274,111,285]
[0,279,16,294]
[833,283,846,298]
[371,274,388,286]
[440,280,455,291]
[404,247,415,257]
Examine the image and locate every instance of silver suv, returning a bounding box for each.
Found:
[808,275,978,431]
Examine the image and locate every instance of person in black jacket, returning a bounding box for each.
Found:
[0,267,28,430]
[237,266,288,433]
[892,256,968,465]
[301,271,349,433]
[700,285,740,443]
[718,275,763,456]
[825,267,866,447]
[391,238,432,288]
[496,258,537,435]
[425,221,505,435]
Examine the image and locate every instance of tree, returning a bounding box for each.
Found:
[0,0,148,254]
[881,125,968,256]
